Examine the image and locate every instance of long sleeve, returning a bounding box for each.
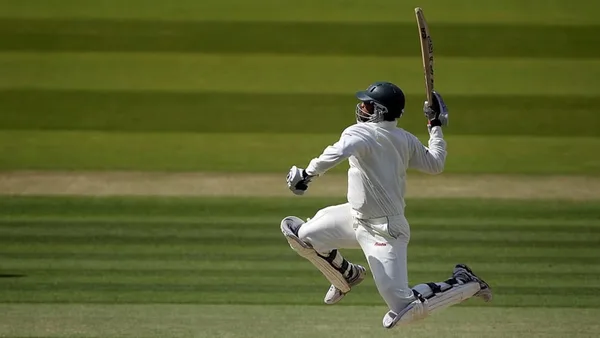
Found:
[305,128,366,176]
[408,126,447,175]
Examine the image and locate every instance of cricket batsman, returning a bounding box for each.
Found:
[281,81,492,329]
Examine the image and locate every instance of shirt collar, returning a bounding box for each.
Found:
[376,120,398,128]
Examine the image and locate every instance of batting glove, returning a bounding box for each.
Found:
[424,90,449,128]
[286,166,314,196]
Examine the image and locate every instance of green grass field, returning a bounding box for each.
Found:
[1,197,600,337]
[0,1,599,172]
[1,0,599,337]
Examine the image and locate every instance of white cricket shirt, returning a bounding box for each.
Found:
[305,121,447,219]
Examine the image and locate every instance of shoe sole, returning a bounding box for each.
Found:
[324,266,367,305]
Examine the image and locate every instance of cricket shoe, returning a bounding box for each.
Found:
[323,264,367,305]
[452,264,492,302]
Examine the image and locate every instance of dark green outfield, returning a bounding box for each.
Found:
[1,19,599,58]
[1,0,599,26]
[1,196,599,307]
[1,89,598,136]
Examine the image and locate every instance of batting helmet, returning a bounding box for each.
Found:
[355,81,406,123]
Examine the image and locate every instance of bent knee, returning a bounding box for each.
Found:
[297,223,315,245]
[297,223,333,254]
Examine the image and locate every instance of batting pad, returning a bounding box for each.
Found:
[426,282,480,315]
[281,218,351,293]
[383,299,428,329]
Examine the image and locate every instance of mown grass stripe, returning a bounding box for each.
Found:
[1,216,600,229]
[2,222,600,236]
[2,271,599,290]
[3,223,599,241]
[0,19,598,58]
[3,268,600,281]
[1,291,599,308]
[3,244,597,262]
[1,234,598,248]
[3,282,598,297]
[2,196,599,218]
[2,260,599,275]
[2,0,598,25]
[2,252,598,265]
[1,90,599,136]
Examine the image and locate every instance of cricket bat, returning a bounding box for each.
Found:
[414,7,434,107]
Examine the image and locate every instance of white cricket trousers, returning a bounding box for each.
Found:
[298,203,416,312]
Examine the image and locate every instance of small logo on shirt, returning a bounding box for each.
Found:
[374,242,387,246]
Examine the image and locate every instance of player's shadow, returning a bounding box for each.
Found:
[0,274,26,278]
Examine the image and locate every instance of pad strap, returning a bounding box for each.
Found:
[319,249,353,278]
[426,282,442,295]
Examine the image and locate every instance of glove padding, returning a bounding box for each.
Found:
[286,166,314,196]
[423,90,449,127]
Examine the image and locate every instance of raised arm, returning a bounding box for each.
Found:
[408,126,446,174]
[408,90,449,175]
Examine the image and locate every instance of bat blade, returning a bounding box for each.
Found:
[415,7,434,107]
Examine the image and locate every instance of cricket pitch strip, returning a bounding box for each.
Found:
[0,171,599,200]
